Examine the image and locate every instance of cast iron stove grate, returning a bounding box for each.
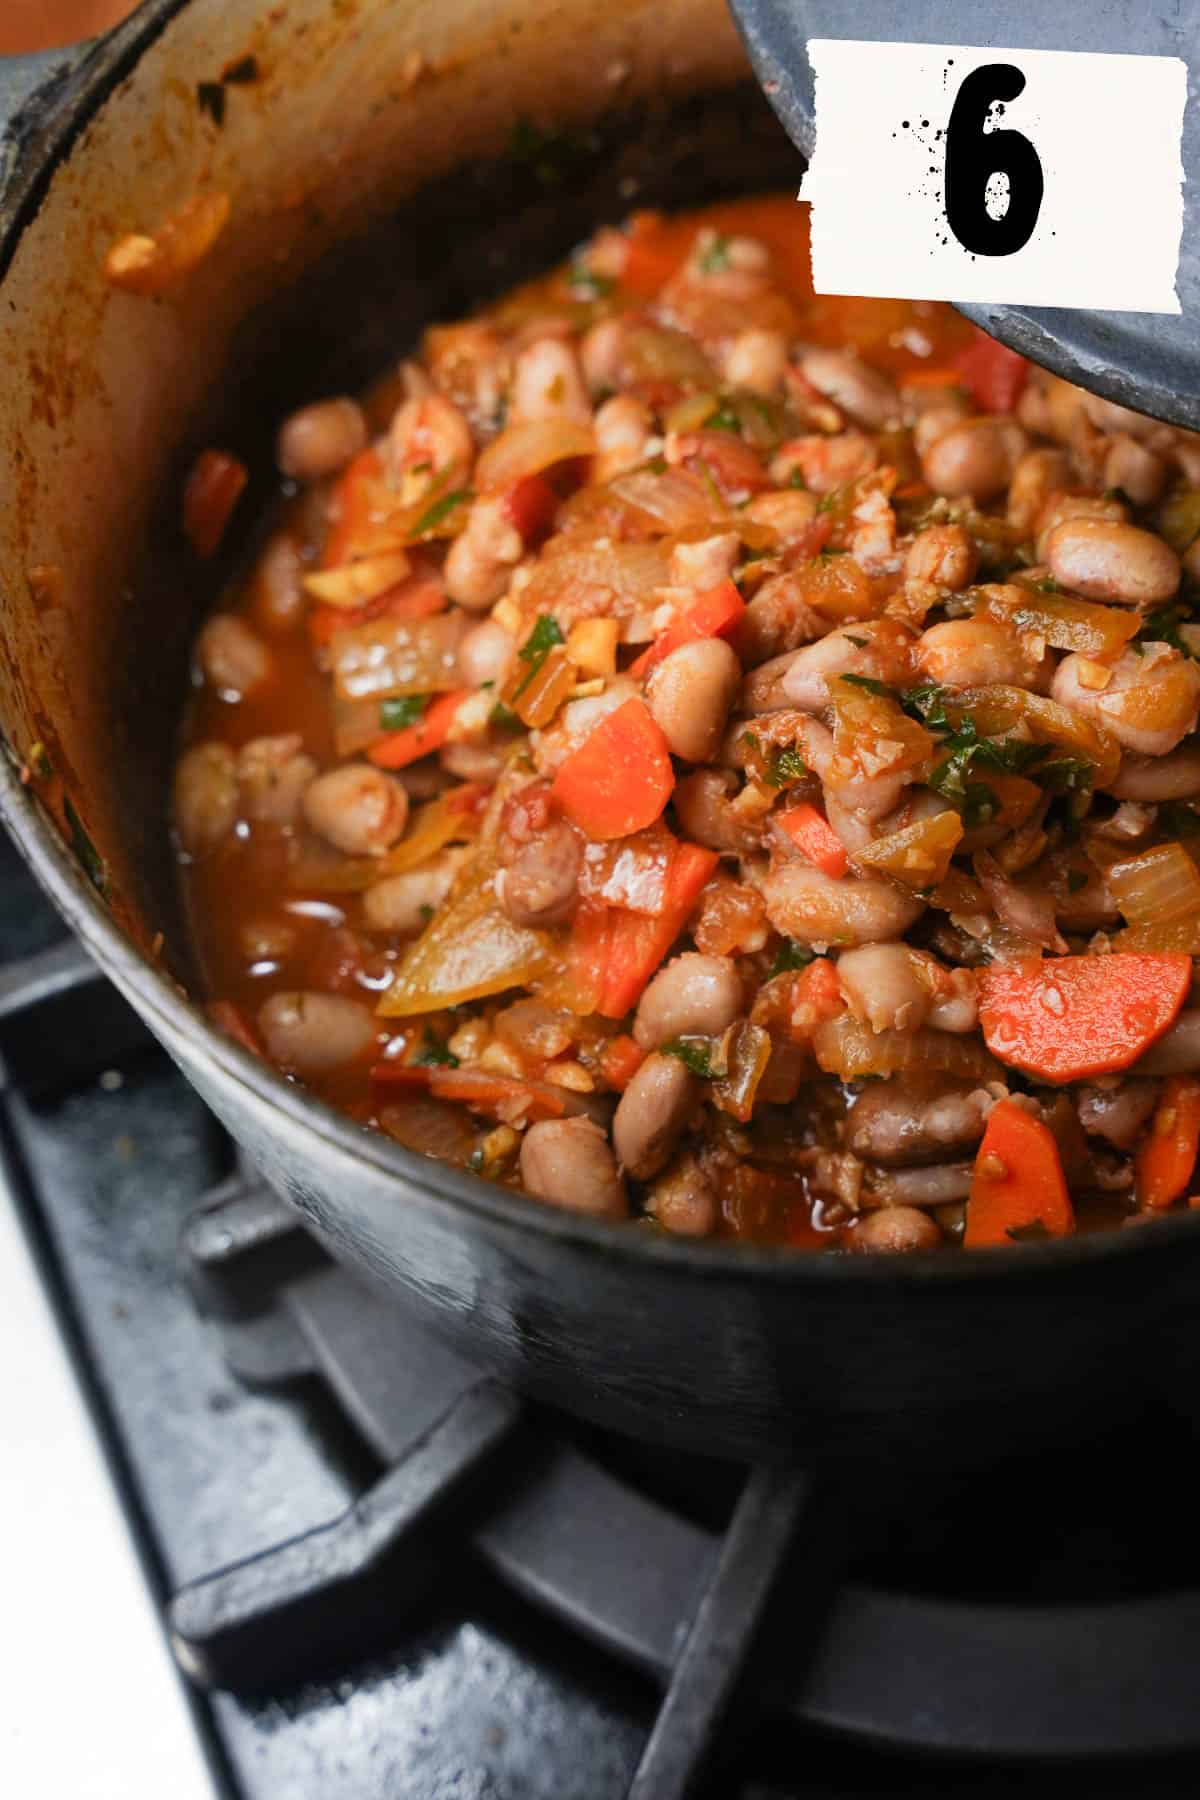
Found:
[3,842,1200,1797]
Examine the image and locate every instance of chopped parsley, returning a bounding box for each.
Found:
[769,940,815,978]
[838,673,892,697]
[380,694,428,731]
[697,233,731,273]
[412,1028,459,1069]
[568,257,615,299]
[900,682,953,732]
[1139,602,1198,659]
[661,1037,716,1078]
[509,613,565,703]
[1037,758,1094,795]
[703,403,742,435]
[766,746,808,787]
[489,700,523,731]
[412,486,472,536]
[842,634,869,649]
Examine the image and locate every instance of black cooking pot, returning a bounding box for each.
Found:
[2,0,1198,1472]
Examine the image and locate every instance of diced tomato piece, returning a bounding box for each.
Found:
[630,579,747,677]
[954,330,1029,414]
[321,447,386,569]
[598,1034,646,1091]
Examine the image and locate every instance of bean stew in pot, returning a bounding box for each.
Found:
[174,196,1200,1251]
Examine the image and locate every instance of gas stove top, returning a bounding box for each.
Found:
[3,823,1200,1800]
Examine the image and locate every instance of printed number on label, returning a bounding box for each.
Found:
[944,64,1044,256]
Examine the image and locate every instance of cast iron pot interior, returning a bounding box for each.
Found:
[3,0,1200,1471]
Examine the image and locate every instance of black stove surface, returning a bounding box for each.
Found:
[3,825,1199,1800]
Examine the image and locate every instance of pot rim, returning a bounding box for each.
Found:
[3,0,1198,1291]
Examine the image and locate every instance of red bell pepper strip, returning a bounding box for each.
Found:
[366,688,469,770]
[964,1098,1074,1247]
[776,802,848,878]
[183,449,247,557]
[978,954,1191,1084]
[597,842,719,1019]
[550,697,675,841]
[1136,1076,1200,1211]
[954,330,1029,414]
[630,579,747,677]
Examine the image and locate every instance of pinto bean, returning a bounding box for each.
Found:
[1104,433,1167,508]
[836,943,930,1035]
[648,1153,718,1236]
[257,991,376,1073]
[443,494,524,611]
[276,397,367,482]
[771,431,878,495]
[389,393,473,477]
[846,1076,996,1166]
[800,348,899,429]
[301,764,409,856]
[496,821,581,927]
[1051,646,1200,758]
[921,416,1028,502]
[668,531,740,590]
[1110,746,1200,801]
[236,734,317,825]
[1076,1079,1158,1149]
[197,614,272,697]
[851,1206,942,1252]
[724,328,788,395]
[762,861,925,947]
[866,1163,974,1206]
[674,768,764,854]
[1044,517,1180,605]
[780,618,915,712]
[916,618,1049,691]
[645,637,741,763]
[612,1052,698,1180]
[912,404,968,458]
[593,393,654,480]
[903,524,977,590]
[510,337,591,425]
[633,953,743,1050]
[457,618,516,689]
[173,742,238,854]
[250,533,305,634]
[1006,448,1072,534]
[519,1117,627,1219]
[363,848,470,934]
[1033,492,1128,560]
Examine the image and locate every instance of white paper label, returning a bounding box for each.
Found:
[799,40,1187,313]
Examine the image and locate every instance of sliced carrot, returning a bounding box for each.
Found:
[978,954,1191,1084]
[183,449,247,557]
[599,1033,646,1091]
[550,696,675,841]
[964,1098,1074,1247]
[599,842,718,1018]
[1136,1076,1200,1211]
[954,330,1029,414]
[630,579,748,678]
[366,689,469,770]
[426,1067,568,1121]
[776,802,848,878]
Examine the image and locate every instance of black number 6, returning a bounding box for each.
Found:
[945,64,1043,256]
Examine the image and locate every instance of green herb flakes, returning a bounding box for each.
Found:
[380,694,428,731]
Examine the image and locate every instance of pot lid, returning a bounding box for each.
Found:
[729,0,1200,430]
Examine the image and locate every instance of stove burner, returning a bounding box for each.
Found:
[175,1174,1200,1777]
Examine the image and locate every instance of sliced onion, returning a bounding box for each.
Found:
[1113,917,1200,953]
[475,417,595,492]
[377,854,554,1016]
[980,583,1140,658]
[290,785,484,893]
[950,685,1122,790]
[606,467,728,535]
[331,610,467,702]
[854,810,962,892]
[520,537,673,624]
[713,1021,772,1122]
[1108,841,1200,928]
[813,1013,999,1082]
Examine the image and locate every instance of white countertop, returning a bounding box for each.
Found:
[0,1158,215,1799]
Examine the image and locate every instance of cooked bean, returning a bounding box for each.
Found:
[1076,1080,1158,1149]
[440,738,505,782]
[634,953,743,1049]
[363,849,469,934]
[772,431,878,494]
[865,1163,974,1206]
[912,404,968,459]
[173,742,237,854]
[846,1077,995,1166]
[302,764,409,856]
[1103,433,1167,508]
[921,416,1028,501]
[741,491,818,540]
[238,917,298,963]
[612,1052,698,1179]
[724,328,788,394]
[674,768,764,854]
[763,861,925,947]
[510,337,590,425]
[648,1153,718,1236]
[1110,746,1200,802]
[1044,517,1180,605]
[916,618,1049,691]
[457,618,516,689]
[519,1117,627,1219]
[390,393,473,477]
[903,524,977,590]
[276,397,367,482]
[250,533,305,634]
[497,821,581,927]
[740,650,805,716]
[1051,646,1200,758]
[851,1206,942,1252]
[257,991,376,1073]
[646,637,741,763]
[800,347,899,428]
[781,619,915,712]
[197,614,272,697]
[1006,447,1071,534]
[836,943,930,1035]
[1133,1012,1200,1076]
[236,734,317,825]
[668,531,740,591]
[593,393,653,480]
[443,494,524,611]
[1033,492,1128,560]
